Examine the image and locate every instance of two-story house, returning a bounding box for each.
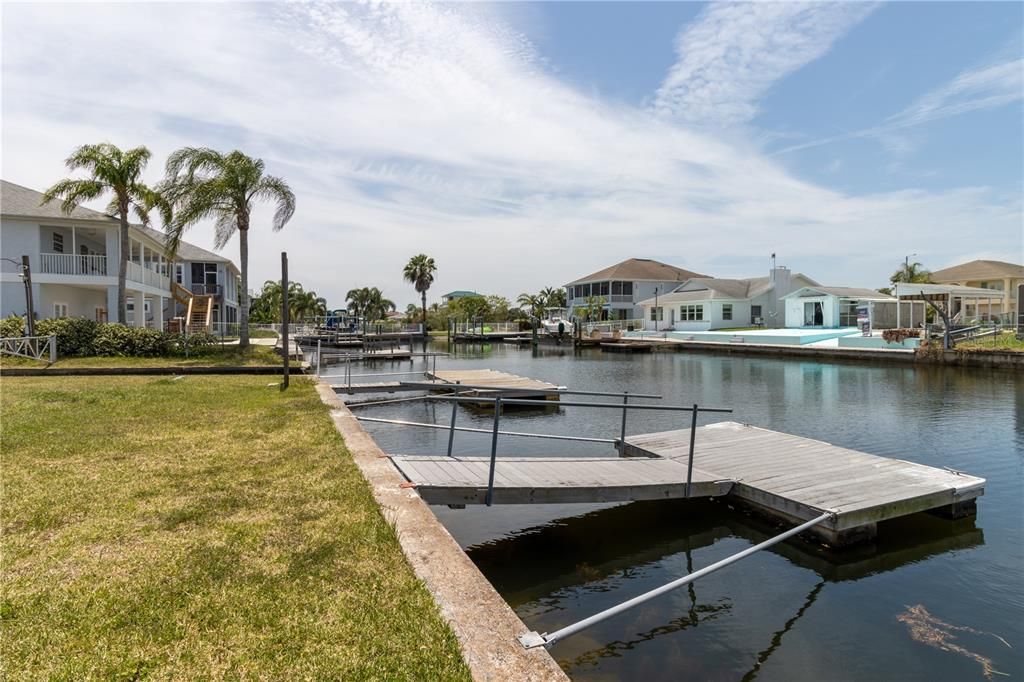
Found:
[929,259,1023,322]
[565,258,709,321]
[1,180,239,330]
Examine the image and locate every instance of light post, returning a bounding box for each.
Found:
[2,256,34,336]
[653,286,659,332]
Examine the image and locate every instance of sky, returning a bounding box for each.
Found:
[2,1,1022,309]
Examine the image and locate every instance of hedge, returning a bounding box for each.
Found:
[1,315,24,338]
[24,318,218,357]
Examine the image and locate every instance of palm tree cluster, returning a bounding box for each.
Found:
[44,143,295,348]
[516,285,568,320]
[250,280,327,323]
[403,254,437,349]
[346,287,395,323]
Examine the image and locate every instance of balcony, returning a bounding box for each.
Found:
[188,283,223,298]
[39,252,108,276]
[127,261,171,290]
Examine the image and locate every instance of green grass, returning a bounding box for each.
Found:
[957,331,1024,353]
[0,345,283,369]
[0,376,470,680]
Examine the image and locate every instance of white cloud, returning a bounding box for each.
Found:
[1,2,1020,309]
[772,56,1024,156]
[652,2,876,127]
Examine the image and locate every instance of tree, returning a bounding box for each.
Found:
[161,148,295,347]
[403,254,436,349]
[577,295,606,322]
[517,293,544,321]
[540,286,566,308]
[890,261,932,286]
[346,287,394,324]
[43,144,166,323]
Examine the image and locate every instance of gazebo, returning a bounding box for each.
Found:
[894,282,1006,327]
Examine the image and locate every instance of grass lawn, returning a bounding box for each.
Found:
[957,331,1024,353]
[0,345,283,369]
[1,376,470,680]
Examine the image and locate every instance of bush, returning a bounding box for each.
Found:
[168,331,219,355]
[35,317,99,356]
[1,315,24,338]
[882,328,920,344]
[92,324,171,357]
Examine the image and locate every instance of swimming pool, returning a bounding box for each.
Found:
[630,327,861,345]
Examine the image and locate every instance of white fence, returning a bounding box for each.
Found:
[452,321,521,334]
[126,262,171,289]
[39,252,108,276]
[0,335,57,363]
[581,319,646,334]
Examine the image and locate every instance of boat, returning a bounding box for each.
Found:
[540,307,574,336]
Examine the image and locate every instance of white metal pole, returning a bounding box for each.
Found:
[520,511,833,649]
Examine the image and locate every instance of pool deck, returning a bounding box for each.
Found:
[390,421,984,546]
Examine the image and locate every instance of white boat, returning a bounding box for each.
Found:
[540,308,574,335]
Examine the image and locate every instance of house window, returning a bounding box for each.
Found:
[751,305,762,324]
[611,281,622,295]
[622,282,633,296]
[175,264,184,284]
[53,233,64,253]
[722,304,733,321]
[803,301,824,326]
[650,307,663,322]
[598,282,609,296]
[53,303,69,318]
[839,302,859,327]
[680,304,704,321]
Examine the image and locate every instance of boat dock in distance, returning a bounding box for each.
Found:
[331,368,564,397]
[390,421,985,546]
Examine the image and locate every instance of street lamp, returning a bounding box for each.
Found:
[1,255,34,336]
[653,286,660,331]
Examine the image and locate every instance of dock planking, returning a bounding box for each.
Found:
[422,369,564,400]
[388,421,984,546]
[621,421,985,544]
[390,455,733,505]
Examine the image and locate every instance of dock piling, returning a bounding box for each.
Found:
[686,403,698,498]
[485,396,503,506]
[447,381,461,457]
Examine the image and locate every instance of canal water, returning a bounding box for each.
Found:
[337,343,1022,681]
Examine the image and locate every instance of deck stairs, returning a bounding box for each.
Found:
[172,283,214,333]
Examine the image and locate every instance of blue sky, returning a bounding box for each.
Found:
[2,2,1021,306]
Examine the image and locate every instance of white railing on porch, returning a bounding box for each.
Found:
[39,252,108,276]
[126,261,171,290]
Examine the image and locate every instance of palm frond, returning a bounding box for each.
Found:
[41,178,106,215]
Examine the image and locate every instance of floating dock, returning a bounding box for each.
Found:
[389,421,984,545]
[424,369,563,400]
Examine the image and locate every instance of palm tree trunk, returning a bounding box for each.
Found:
[421,291,428,352]
[117,209,129,324]
[239,226,250,348]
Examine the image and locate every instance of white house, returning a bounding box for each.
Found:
[565,258,709,321]
[638,266,819,331]
[782,286,896,328]
[1,180,239,329]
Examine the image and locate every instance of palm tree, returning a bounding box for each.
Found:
[346,287,394,325]
[161,148,295,347]
[403,254,436,346]
[890,260,932,286]
[540,286,566,308]
[517,293,544,321]
[43,144,165,323]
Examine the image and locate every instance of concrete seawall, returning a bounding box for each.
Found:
[315,381,568,682]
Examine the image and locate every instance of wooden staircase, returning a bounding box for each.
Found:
[172,283,214,333]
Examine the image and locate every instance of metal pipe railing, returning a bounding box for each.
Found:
[426,394,732,507]
[518,510,833,649]
[356,416,617,444]
[401,382,662,399]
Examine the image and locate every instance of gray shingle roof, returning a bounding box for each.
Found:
[1,180,116,222]
[2,179,236,270]
[567,258,708,285]
[930,259,1024,282]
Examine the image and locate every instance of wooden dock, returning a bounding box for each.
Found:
[333,368,564,396]
[388,421,985,545]
[423,369,563,400]
[390,456,733,505]
[621,422,985,544]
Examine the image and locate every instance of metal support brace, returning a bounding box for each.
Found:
[485,396,502,506]
[619,391,629,448]
[447,381,461,457]
[518,510,833,649]
[686,403,698,498]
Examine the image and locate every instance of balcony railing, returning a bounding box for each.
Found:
[188,283,223,298]
[127,261,171,290]
[39,252,108,276]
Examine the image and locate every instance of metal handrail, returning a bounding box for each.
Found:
[356,416,616,444]
[426,394,732,506]
[519,510,833,649]
[401,382,662,399]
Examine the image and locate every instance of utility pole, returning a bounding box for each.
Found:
[281,252,290,389]
[22,256,35,337]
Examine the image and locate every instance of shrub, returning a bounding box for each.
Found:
[35,317,99,356]
[92,324,171,357]
[168,331,219,355]
[0,315,24,338]
[882,328,920,344]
